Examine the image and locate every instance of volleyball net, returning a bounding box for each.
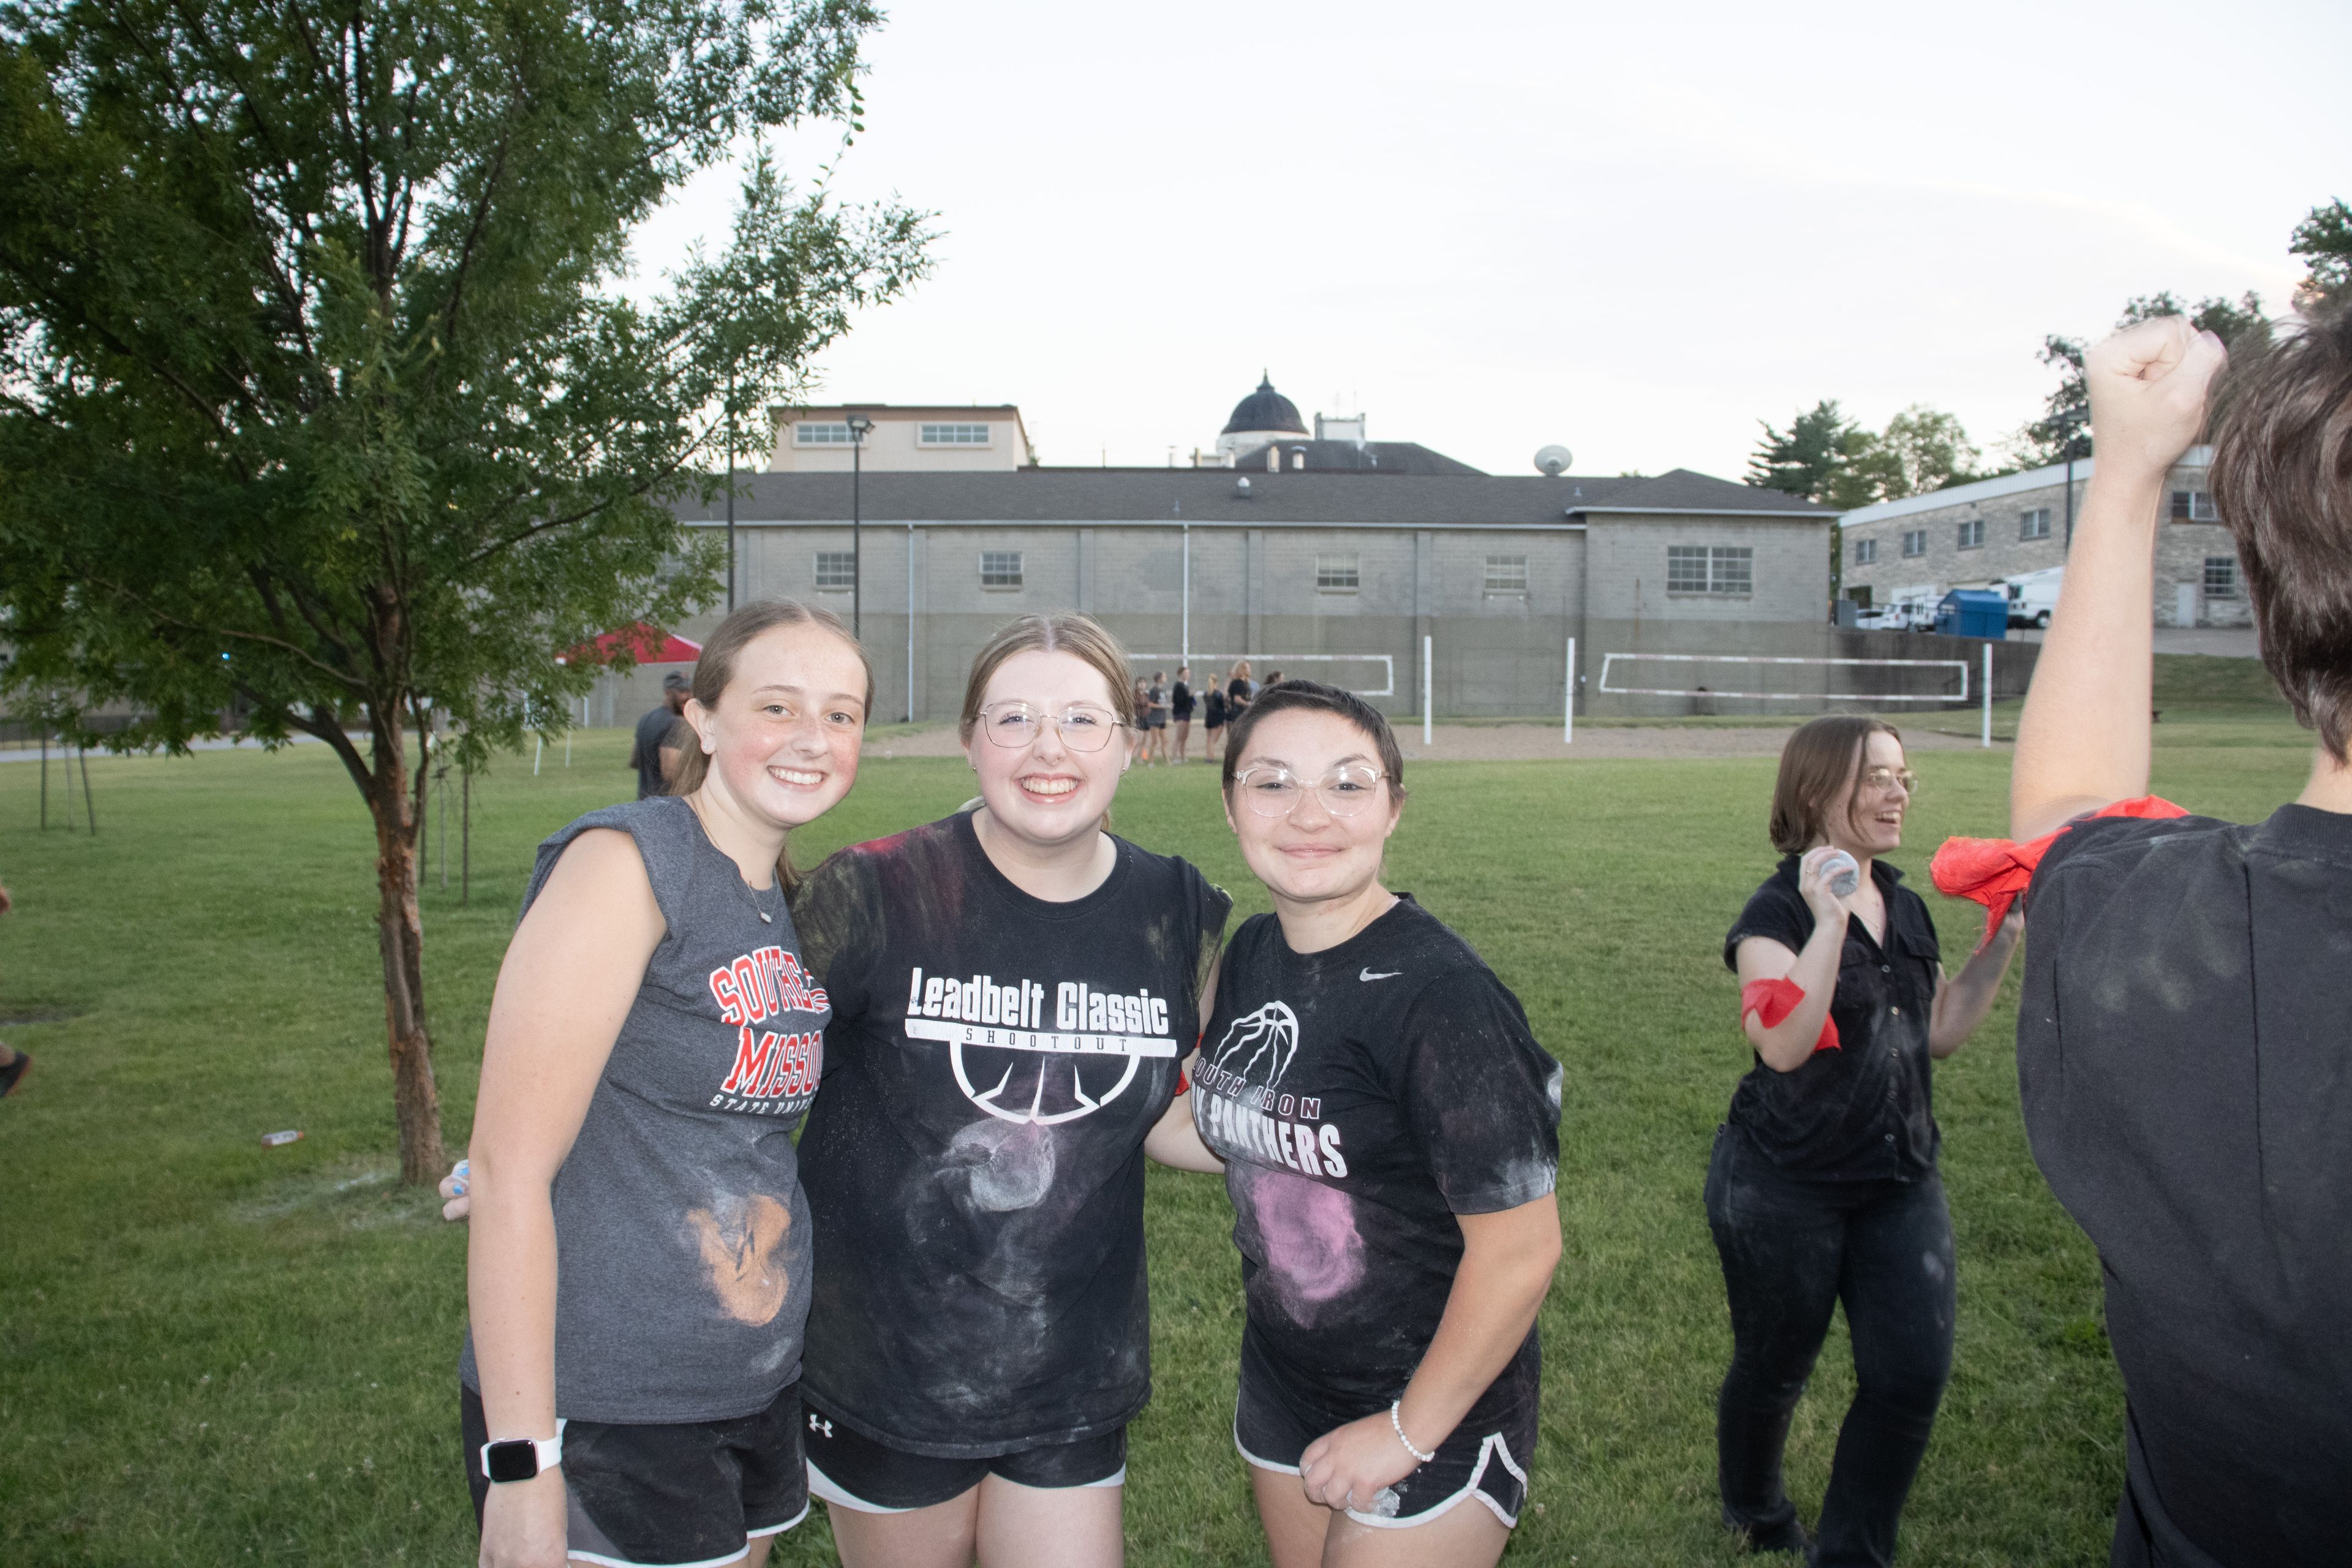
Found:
[1124,653,1396,699]
[1594,652,1972,706]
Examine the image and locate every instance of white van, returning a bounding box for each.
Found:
[2005,567,2064,629]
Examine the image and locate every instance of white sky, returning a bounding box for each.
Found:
[633,0,2350,480]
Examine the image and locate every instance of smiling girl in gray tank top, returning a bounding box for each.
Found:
[457,601,873,1568]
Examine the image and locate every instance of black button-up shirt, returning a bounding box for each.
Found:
[2019,805,2352,1565]
[1721,854,1943,1180]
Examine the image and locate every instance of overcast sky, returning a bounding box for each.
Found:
[635,0,2349,481]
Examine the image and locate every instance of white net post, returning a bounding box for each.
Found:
[1981,645,1992,748]
[1422,635,1433,747]
[1564,635,1575,745]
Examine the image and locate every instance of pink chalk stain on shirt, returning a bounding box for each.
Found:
[1244,1164,1365,1324]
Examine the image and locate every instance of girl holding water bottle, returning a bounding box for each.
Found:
[1706,715,2021,1566]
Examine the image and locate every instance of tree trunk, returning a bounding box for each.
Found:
[368,710,447,1185]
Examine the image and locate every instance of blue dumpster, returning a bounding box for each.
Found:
[1936,589,2008,640]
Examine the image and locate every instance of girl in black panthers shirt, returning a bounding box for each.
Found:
[788,614,1230,1568]
[1193,680,1562,1568]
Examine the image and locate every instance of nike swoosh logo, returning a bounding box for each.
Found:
[1360,969,1401,981]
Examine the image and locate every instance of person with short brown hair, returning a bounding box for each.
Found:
[1711,715,2021,1562]
[2008,310,2352,1566]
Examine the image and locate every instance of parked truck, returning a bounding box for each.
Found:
[2004,567,2064,629]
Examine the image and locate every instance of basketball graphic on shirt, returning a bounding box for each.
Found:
[1207,1001,1299,1090]
[951,1038,1147,1128]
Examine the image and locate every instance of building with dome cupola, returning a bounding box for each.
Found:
[1216,374,1310,459]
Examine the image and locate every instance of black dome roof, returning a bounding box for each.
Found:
[1222,374,1307,437]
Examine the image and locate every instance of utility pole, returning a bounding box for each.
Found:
[725,370,737,611]
[847,412,874,637]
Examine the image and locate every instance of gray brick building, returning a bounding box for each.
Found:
[636,464,1841,723]
[1839,446,2247,628]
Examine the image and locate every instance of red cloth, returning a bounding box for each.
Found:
[1741,977,1839,1054]
[1929,796,2190,943]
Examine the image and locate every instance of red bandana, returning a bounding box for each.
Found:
[1740,977,1839,1054]
[1929,796,2190,943]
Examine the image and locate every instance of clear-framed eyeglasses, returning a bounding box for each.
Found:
[1232,763,1390,817]
[1860,766,1919,796]
[976,700,1128,752]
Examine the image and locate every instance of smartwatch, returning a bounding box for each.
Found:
[480,1421,565,1483]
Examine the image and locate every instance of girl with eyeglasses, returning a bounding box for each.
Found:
[785,613,1229,1568]
[1710,715,2021,1564]
[1193,680,1563,1568]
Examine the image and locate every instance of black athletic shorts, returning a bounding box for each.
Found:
[462,1381,807,1568]
[1232,1331,1532,1531]
[802,1396,1127,1513]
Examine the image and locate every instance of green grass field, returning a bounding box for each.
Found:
[0,677,2316,1566]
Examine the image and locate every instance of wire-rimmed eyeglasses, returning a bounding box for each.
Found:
[1232,763,1390,817]
[1860,766,1918,796]
[976,700,1128,752]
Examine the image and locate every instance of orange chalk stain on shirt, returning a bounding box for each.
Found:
[686,1195,792,1326]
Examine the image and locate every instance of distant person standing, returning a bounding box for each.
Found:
[0,873,24,1098]
[1203,681,1229,760]
[1171,666,1196,763]
[1261,669,1284,690]
[629,671,692,798]
[1147,671,1172,764]
[1226,660,1256,726]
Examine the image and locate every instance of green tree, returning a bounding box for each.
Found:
[1822,405,1980,511]
[0,0,930,1181]
[2290,198,2351,312]
[1747,400,1866,500]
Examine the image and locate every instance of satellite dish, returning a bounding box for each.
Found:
[1534,445,1574,477]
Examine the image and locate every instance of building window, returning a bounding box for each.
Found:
[1668,545,1752,595]
[1852,537,1877,565]
[1957,519,1985,550]
[2171,489,2218,522]
[1316,552,1360,592]
[919,422,990,446]
[979,551,1023,589]
[2019,508,2051,540]
[2204,557,2238,598]
[1484,554,1528,592]
[1902,529,1928,558]
[813,551,855,592]
[795,422,854,445]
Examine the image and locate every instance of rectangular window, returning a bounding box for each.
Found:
[2171,489,2219,522]
[1316,552,1360,592]
[813,551,855,591]
[795,422,854,445]
[1957,519,1985,550]
[2204,557,2238,598]
[1852,537,1877,565]
[2019,508,2051,540]
[1483,554,1528,592]
[1902,529,1928,558]
[1668,545,1752,594]
[979,551,1023,589]
[919,422,990,446]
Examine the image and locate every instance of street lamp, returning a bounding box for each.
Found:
[2051,407,2090,550]
[846,412,873,636]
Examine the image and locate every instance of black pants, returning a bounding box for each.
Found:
[1704,1125,1955,1567]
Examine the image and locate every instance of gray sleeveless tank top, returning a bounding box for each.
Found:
[459,795,825,1422]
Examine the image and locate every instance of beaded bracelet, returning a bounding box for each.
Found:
[1389,1400,1436,1464]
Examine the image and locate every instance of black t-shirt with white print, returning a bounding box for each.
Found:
[1193,897,1562,1425]
[789,811,1230,1457]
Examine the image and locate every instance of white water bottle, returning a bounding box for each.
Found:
[1819,850,1861,900]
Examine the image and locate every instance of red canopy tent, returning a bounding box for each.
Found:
[563,622,703,666]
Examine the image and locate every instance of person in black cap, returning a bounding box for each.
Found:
[628,671,692,799]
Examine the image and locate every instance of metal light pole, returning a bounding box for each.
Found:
[2056,408,2089,551]
[847,412,873,637]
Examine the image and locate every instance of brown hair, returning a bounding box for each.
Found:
[668,599,873,890]
[958,613,1139,742]
[1220,680,1409,808]
[1770,715,1901,854]
[2208,304,2352,763]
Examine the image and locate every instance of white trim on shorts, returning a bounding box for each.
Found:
[1233,1417,1524,1531]
[562,1499,809,1568]
[807,1458,1127,1516]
